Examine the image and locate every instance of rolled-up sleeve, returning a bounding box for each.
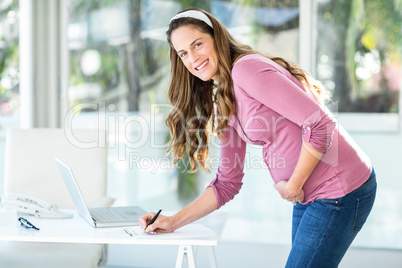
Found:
[232,58,336,153]
[301,107,335,152]
[208,126,247,209]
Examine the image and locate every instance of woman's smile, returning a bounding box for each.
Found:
[171,25,218,81]
[195,59,209,71]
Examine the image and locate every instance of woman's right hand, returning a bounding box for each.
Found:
[139,187,218,235]
[139,212,176,234]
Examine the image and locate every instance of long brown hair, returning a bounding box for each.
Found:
[165,8,326,173]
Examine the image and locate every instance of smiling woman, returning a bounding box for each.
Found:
[171,26,219,82]
[139,7,377,268]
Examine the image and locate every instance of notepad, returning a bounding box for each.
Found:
[123,224,217,239]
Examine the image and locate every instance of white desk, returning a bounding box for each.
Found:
[0,210,227,268]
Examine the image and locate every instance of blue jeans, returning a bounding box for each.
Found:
[286,169,377,268]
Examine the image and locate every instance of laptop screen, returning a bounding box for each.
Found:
[55,158,96,227]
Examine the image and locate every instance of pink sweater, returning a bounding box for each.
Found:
[208,54,372,208]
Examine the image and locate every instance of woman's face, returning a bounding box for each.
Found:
[171,25,219,82]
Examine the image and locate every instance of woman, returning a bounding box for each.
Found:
[140,8,377,267]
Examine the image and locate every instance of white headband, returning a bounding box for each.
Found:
[169,10,213,29]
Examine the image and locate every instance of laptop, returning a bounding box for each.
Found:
[55,158,147,228]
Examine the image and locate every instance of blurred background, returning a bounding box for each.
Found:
[0,0,401,267]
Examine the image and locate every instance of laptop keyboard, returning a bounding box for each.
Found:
[90,208,128,222]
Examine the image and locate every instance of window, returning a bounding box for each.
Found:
[67,0,301,209]
[313,0,402,132]
[0,0,19,125]
[0,0,19,195]
[68,0,300,115]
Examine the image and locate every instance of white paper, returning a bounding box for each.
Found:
[123,224,217,239]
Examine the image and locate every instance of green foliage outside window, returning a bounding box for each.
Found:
[0,1,19,117]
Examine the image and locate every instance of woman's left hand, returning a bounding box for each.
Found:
[274,180,304,205]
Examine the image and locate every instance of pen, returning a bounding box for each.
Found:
[144,209,162,233]
[123,228,135,237]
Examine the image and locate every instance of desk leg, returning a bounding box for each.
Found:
[176,245,196,268]
[208,246,217,268]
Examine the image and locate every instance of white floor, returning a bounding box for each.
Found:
[105,242,402,268]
